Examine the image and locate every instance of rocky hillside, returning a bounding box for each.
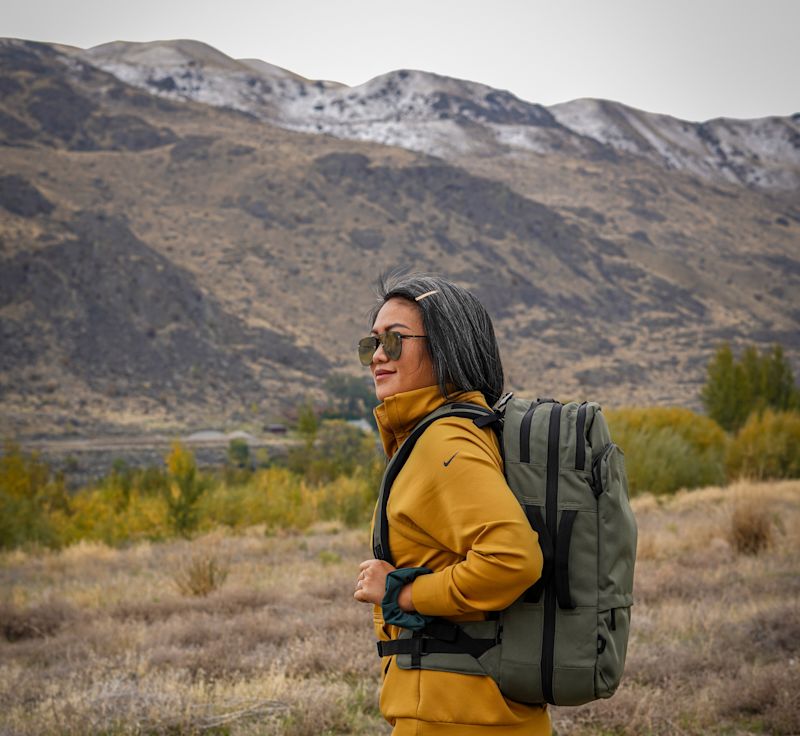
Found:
[1,38,798,437]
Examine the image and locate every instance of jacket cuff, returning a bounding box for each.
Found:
[382,567,433,630]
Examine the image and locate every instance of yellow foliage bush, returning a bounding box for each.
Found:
[49,489,170,546]
[194,469,294,530]
[605,407,728,494]
[1,426,380,549]
[194,466,377,532]
[605,406,728,453]
[726,409,800,480]
[0,441,68,549]
[316,472,377,527]
[252,467,317,531]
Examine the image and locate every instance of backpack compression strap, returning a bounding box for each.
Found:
[377,619,496,661]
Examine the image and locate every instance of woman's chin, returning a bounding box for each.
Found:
[374,376,400,401]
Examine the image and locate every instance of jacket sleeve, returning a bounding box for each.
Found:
[400,419,543,617]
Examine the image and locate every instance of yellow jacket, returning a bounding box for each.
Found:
[372,385,551,735]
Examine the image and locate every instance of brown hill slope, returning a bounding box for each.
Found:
[1,39,798,436]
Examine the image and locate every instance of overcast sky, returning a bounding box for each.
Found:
[4,0,798,122]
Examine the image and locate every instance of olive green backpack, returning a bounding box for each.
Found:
[373,395,637,706]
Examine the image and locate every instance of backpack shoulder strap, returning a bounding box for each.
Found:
[372,402,494,565]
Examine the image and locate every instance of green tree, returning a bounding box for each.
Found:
[227,439,251,469]
[322,373,379,426]
[739,345,762,412]
[701,342,800,432]
[700,343,740,431]
[163,442,204,536]
[309,419,381,483]
[762,345,799,411]
[296,399,319,447]
[109,458,132,510]
[288,419,381,485]
[225,438,253,485]
[0,441,66,548]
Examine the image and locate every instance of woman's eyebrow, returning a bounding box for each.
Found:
[371,322,411,334]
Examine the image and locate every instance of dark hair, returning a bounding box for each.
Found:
[368,272,505,406]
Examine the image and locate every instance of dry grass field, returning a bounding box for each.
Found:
[1,480,798,735]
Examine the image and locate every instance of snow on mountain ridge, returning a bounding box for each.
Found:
[237,57,342,87]
[550,98,800,189]
[78,40,800,191]
[268,69,590,158]
[87,39,246,72]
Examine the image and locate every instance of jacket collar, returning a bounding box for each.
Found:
[374,384,489,457]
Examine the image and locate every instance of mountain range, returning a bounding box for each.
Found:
[1,37,798,437]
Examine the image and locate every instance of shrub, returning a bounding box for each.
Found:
[604,407,728,494]
[0,430,379,550]
[726,409,800,480]
[317,550,342,565]
[136,466,169,495]
[0,599,76,642]
[194,464,377,532]
[194,481,252,529]
[0,440,67,549]
[251,467,316,531]
[728,503,772,555]
[50,486,169,546]
[316,472,377,528]
[719,662,800,734]
[172,551,230,597]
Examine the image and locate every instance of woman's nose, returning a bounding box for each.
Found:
[372,341,389,363]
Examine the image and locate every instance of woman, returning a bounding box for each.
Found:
[353,273,551,735]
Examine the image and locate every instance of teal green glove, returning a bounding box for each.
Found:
[382,567,434,631]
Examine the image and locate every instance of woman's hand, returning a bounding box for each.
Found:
[353,559,396,605]
[354,559,415,611]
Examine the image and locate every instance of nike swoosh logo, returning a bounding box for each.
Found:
[443,451,459,467]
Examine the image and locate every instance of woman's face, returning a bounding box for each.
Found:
[369,297,437,401]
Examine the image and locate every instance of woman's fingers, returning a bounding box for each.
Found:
[353,559,396,604]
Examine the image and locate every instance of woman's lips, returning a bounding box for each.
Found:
[374,370,395,381]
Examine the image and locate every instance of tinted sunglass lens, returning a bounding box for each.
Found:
[358,337,377,366]
[383,331,402,360]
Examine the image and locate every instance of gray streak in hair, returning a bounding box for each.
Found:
[367,272,505,406]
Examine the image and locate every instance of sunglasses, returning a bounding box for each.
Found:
[358,331,427,366]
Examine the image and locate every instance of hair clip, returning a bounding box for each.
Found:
[415,290,439,302]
